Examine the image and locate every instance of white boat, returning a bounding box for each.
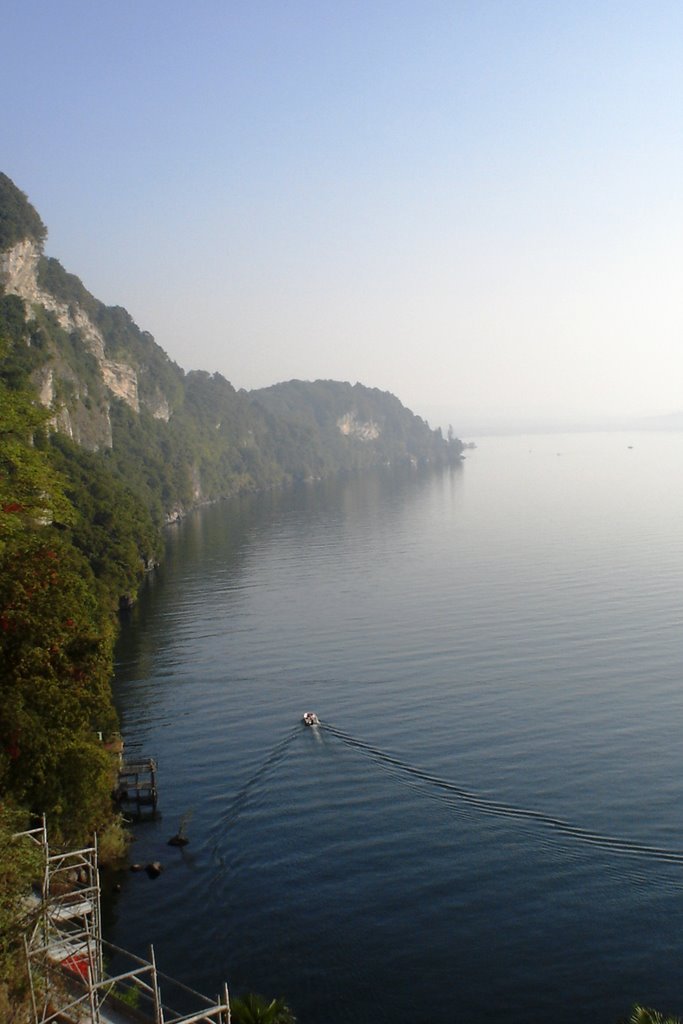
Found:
[302,711,320,726]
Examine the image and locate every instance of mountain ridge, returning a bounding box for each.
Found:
[0,173,462,520]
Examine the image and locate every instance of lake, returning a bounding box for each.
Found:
[107,431,683,1024]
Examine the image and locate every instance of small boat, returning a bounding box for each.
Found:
[302,711,320,726]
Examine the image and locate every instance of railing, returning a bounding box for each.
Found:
[15,820,231,1024]
[27,940,230,1024]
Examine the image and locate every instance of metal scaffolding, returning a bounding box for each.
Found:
[15,820,231,1024]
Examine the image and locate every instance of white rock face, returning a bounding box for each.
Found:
[337,412,380,441]
[190,464,202,501]
[0,238,40,296]
[53,405,75,439]
[0,239,140,413]
[101,360,140,413]
[148,393,171,422]
[0,239,107,361]
[36,366,55,406]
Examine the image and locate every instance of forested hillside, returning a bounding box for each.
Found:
[0,173,461,518]
[0,174,462,1007]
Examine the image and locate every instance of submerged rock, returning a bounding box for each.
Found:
[168,834,189,847]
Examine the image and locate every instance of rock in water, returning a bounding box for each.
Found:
[168,834,189,847]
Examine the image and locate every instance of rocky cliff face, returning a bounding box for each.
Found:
[1,238,107,361]
[337,411,380,441]
[0,174,462,519]
[0,238,171,448]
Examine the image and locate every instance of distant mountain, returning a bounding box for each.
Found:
[634,410,683,430]
[252,378,458,477]
[0,173,462,521]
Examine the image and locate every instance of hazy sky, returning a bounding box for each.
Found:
[4,1,683,431]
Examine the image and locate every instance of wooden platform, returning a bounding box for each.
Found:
[115,758,158,809]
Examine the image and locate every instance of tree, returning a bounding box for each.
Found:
[0,367,73,551]
[0,332,119,838]
[0,172,47,250]
[630,1007,682,1024]
[0,533,117,839]
[230,993,296,1024]
[0,805,42,1021]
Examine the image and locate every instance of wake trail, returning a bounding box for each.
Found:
[322,722,683,865]
[208,726,300,862]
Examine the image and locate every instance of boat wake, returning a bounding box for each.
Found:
[207,726,300,863]
[321,721,683,866]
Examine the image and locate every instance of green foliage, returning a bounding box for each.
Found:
[630,1007,682,1024]
[0,174,47,251]
[113,982,141,1007]
[48,433,160,608]
[0,294,28,348]
[0,805,42,1015]
[97,815,130,865]
[230,993,296,1024]
[36,256,94,315]
[107,400,190,518]
[0,296,48,389]
[104,370,460,520]
[252,378,463,478]
[0,330,119,840]
[0,351,74,550]
[0,532,117,839]
[26,300,109,418]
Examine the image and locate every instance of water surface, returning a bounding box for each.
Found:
[108,433,683,1023]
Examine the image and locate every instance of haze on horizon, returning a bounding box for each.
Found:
[3,1,683,435]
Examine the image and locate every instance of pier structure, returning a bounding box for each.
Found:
[15,820,231,1024]
[115,757,158,812]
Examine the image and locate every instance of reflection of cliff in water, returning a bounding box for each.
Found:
[112,462,463,731]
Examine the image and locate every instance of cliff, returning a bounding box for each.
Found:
[0,173,462,520]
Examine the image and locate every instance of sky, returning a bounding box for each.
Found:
[3,1,683,433]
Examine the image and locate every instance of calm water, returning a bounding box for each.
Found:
[108,433,683,1024]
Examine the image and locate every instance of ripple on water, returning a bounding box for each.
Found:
[110,437,683,1024]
